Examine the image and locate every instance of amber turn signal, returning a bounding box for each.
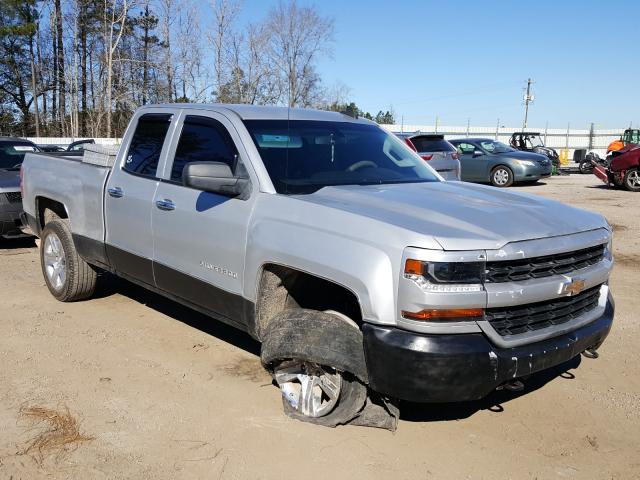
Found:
[401,308,484,321]
[404,259,424,275]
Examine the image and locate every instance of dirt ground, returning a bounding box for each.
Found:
[1,173,639,480]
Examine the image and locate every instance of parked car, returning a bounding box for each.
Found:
[509,132,560,170]
[38,144,65,152]
[593,143,640,191]
[395,133,460,180]
[21,105,614,429]
[0,137,38,238]
[450,138,552,187]
[67,138,95,152]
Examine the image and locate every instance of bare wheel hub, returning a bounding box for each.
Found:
[274,360,342,418]
[43,232,66,290]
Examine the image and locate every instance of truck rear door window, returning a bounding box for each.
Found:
[123,114,172,178]
[170,116,238,182]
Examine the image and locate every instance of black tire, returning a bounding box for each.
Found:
[490,165,513,187]
[623,168,640,192]
[40,219,97,301]
[261,309,368,427]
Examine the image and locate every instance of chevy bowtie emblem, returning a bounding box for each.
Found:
[560,278,586,296]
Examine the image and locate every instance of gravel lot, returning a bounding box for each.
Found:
[1,174,639,479]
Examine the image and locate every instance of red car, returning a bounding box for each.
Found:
[594,144,640,191]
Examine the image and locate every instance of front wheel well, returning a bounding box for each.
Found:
[255,264,363,339]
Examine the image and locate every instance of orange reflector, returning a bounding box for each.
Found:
[401,308,484,321]
[404,259,424,275]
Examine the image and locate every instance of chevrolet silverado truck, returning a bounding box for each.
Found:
[21,104,614,428]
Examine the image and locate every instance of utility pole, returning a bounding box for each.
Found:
[522,78,534,130]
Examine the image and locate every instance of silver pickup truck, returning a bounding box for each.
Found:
[21,104,614,428]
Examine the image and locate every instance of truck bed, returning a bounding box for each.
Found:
[21,152,112,245]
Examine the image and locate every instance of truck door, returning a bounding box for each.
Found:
[104,112,175,285]
[151,111,253,327]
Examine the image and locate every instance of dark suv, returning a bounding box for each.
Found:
[0,137,39,238]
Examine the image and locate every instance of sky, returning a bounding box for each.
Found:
[232,0,639,128]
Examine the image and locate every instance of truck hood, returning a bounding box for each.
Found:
[296,181,608,250]
[0,169,20,191]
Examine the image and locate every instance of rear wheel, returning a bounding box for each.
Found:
[490,166,513,187]
[623,168,640,192]
[40,219,97,301]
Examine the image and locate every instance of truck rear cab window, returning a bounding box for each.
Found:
[171,116,238,182]
[123,113,172,177]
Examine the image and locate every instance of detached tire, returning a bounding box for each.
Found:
[261,309,368,427]
[40,219,97,301]
[579,160,593,174]
[623,168,640,192]
[490,166,513,187]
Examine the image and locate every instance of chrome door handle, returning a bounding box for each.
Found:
[155,199,175,211]
[108,186,124,198]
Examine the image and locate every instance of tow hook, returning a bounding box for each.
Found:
[496,379,525,392]
[582,347,599,359]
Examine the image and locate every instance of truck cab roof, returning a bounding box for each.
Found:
[142,103,375,124]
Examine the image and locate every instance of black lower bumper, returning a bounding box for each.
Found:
[363,294,614,403]
[0,210,26,237]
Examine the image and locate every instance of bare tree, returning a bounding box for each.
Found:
[104,0,129,138]
[264,0,333,107]
[168,0,205,102]
[208,0,240,95]
[218,23,278,104]
[54,0,66,134]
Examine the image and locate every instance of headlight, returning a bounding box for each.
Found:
[404,259,484,292]
[514,160,536,167]
[604,237,613,261]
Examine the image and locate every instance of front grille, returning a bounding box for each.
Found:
[485,285,602,337]
[4,192,22,204]
[485,244,605,283]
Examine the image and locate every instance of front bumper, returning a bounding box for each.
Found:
[514,164,551,181]
[362,292,613,403]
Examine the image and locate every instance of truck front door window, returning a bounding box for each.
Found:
[124,114,172,178]
[171,116,238,182]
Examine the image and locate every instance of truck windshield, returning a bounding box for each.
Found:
[0,142,39,170]
[244,120,440,194]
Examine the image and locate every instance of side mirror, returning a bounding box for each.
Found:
[183,161,248,197]
[473,150,483,157]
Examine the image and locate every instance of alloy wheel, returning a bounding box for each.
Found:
[274,360,342,418]
[43,232,66,290]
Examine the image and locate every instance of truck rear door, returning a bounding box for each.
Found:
[104,111,176,284]
[150,109,253,327]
